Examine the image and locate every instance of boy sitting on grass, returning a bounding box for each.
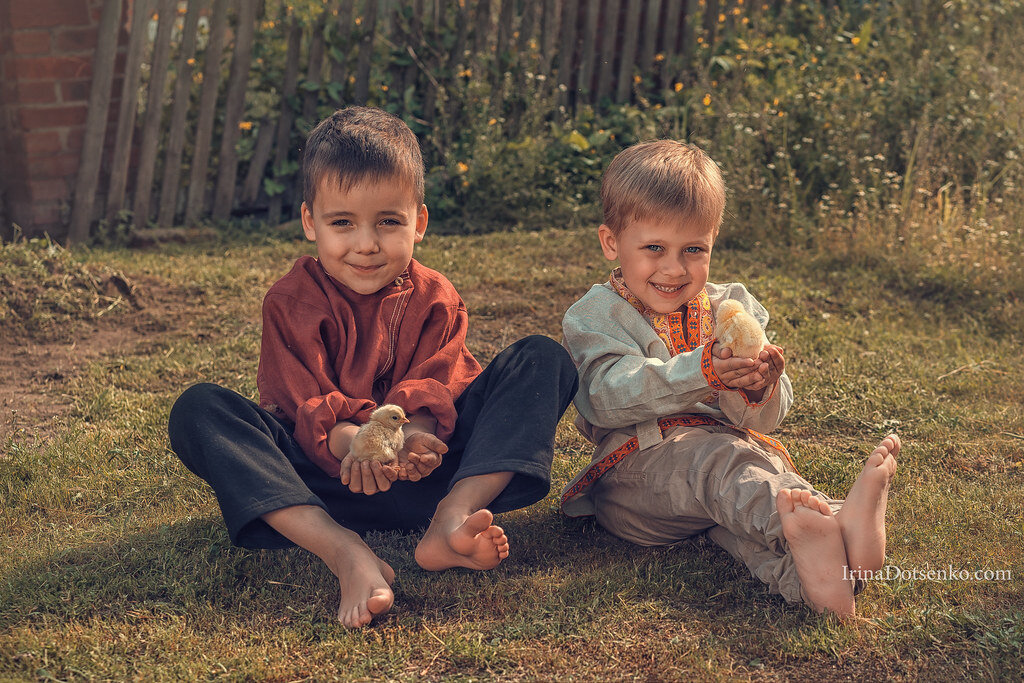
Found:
[559,140,899,616]
[169,106,578,628]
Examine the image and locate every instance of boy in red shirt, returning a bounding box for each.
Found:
[169,107,577,628]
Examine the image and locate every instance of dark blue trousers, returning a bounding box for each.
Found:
[168,335,578,549]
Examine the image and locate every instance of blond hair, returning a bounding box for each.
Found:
[601,140,725,235]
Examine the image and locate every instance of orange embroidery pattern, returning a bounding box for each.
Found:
[560,415,798,505]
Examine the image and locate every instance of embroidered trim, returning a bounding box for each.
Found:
[740,379,778,407]
[561,415,799,506]
[608,268,714,356]
[700,340,730,390]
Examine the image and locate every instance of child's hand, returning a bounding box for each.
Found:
[397,432,448,481]
[739,344,786,402]
[339,453,400,495]
[711,342,765,390]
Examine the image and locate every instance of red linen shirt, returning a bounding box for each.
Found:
[256,255,482,477]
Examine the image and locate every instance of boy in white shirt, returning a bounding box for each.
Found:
[560,140,900,616]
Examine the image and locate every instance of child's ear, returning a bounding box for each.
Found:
[413,204,428,243]
[300,202,317,242]
[597,224,618,261]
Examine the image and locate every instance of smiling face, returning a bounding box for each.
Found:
[301,174,427,295]
[598,216,716,314]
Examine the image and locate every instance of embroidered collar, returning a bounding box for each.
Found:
[608,267,714,356]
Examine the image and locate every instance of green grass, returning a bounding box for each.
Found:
[1,226,1022,681]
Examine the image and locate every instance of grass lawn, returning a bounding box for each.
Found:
[1,226,1022,680]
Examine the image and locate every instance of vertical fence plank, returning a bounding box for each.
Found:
[302,5,330,129]
[443,0,469,129]
[132,0,177,228]
[157,0,205,227]
[68,0,123,244]
[703,0,720,51]
[556,0,578,107]
[212,0,257,221]
[539,0,561,79]
[268,17,303,225]
[421,0,445,123]
[105,0,154,223]
[401,0,425,110]
[185,0,230,225]
[596,0,621,103]
[638,0,661,75]
[354,0,379,103]
[680,0,699,65]
[615,0,642,103]
[492,0,514,107]
[578,0,600,102]
[660,0,683,93]
[330,0,356,106]
[241,116,275,205]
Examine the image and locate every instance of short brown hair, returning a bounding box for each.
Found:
[301,106,425,208]
[601,140,725,235]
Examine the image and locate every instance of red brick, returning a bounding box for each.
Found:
[55,27,99,53]
[11,30,52,55]
[28,153,81,179]
[8,0,90,29]
[14,80,58,104]
[60,79,91,103]
[28,178,71,201]
[11,55,91,80]
[21,130,63,155]
[18,104,88,130]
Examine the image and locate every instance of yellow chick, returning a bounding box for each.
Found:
[714,299,769,359]
[350,404,410,465]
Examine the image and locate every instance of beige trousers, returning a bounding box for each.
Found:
[589,424,844,605]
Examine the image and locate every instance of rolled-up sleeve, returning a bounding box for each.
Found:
[257,293,374,477]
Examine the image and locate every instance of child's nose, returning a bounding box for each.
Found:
[662,256,687,276]
[352,226,380,253]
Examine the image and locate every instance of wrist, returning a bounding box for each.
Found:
[327,420,360,460]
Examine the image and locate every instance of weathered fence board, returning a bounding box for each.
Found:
[212,0,257,221]
[106,0,154,223]
[132,0,177,228]
[79,0,825,239]
[68,0,124,244]
[157,0,204,227]
[184,0,230,224]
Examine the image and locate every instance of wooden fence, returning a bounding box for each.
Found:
[68,0,801,242]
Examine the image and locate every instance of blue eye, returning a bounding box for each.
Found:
[685,246,704,254]
[645,244,664,253]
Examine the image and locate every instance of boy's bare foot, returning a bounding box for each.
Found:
[777,488,855,617]
[836,434,900,574]
[414,508,510,571]
[334,550,396,628]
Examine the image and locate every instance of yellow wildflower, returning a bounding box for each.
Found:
[674,82,683,92]
[238,121,253,131]
[851,36,861,46]
[654,53,665,62]
[187,57,196,66]
[718,13,725,23]
[456,162,469,174]
[703,93,711,106]
[633,74,641,84]
[488,118,497,125]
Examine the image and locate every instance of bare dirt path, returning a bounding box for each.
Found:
[0,277,194,442]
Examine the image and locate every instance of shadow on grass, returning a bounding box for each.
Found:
[1,508,790,632]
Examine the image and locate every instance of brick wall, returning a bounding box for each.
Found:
[0,0,128,242]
